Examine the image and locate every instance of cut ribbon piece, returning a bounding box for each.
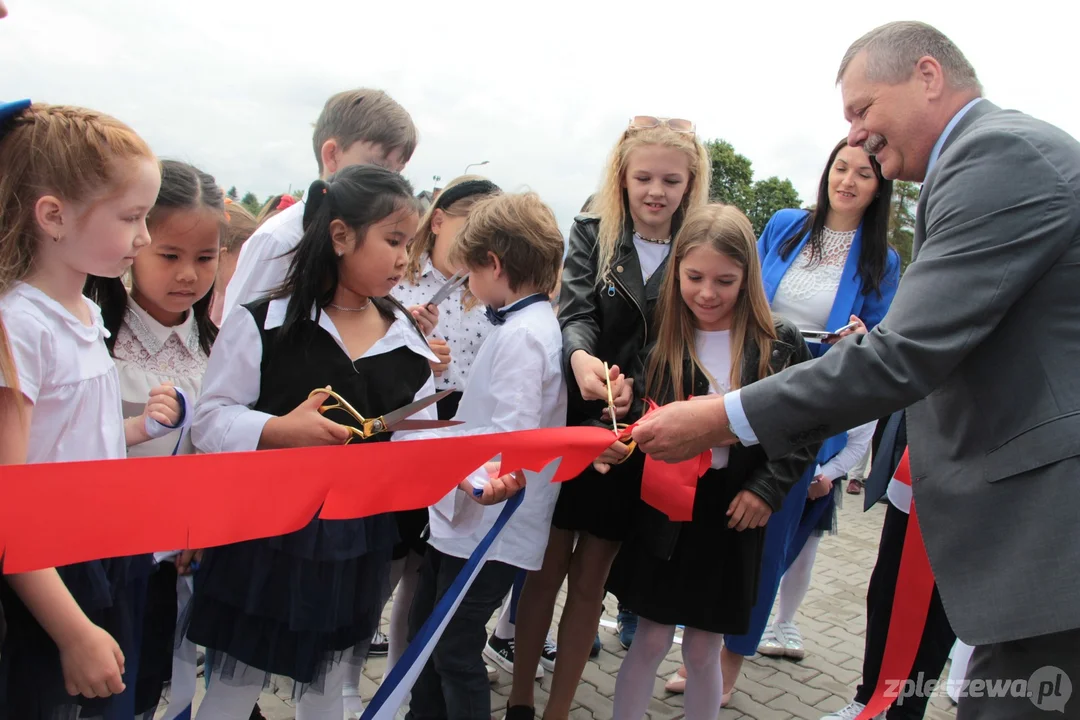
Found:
[855,450,936,719]
[638,399,712,522]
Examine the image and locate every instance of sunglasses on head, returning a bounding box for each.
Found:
[628,116,696,134]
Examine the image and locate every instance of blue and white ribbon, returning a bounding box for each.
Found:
[362,458,563,720]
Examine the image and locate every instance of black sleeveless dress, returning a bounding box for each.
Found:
[185,300,431,689]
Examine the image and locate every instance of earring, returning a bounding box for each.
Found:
[53,235,61,243]
[336,250,344,257]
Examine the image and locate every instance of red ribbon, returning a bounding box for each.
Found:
[856,450,936,719]
[0,427,619,574]
[638,399,712,522]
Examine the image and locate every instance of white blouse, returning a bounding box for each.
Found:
[695,329,732,469]
[192,296,439,455]
[114,297,209,458]
[0,282,125,463]
[392,256,491,393]
[771,227,857,333]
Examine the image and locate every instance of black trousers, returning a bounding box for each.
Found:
[405,547,518,720]
[854,503,957,719]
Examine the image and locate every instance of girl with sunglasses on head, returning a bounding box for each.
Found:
[506,116,710,720]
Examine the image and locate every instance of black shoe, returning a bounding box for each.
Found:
[590,633,602,658]
[505,705,535,720]
[368,630,389,657]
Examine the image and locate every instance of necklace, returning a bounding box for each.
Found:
[633,231,672,245]
[329,298,371,313]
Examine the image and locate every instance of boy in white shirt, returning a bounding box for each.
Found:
[221,88,418,321]
[405,192,567,720]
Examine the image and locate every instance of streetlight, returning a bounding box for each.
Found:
[464,160,490,175]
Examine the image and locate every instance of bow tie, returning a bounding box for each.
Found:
[484,293,550,326]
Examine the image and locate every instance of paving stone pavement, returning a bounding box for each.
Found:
[185,497,959,720]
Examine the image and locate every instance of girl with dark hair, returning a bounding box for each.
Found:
[185,164,438,720]
[666,139,900,703]
[85,158,227,719]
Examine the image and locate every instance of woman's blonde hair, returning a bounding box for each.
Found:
[0,104,155,297]
[645,204,776,402]
[590,125,711,286]
[406,174,497,309]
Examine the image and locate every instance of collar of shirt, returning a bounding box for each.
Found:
[927,97,984,176]
[12,281,108,344]
[127,295,197,349]
[264,295,438,363]
[421,256,450,284]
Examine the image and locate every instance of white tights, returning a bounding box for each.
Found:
[195,654,351,720]
[777,535,821,624]
[612,617,724,720]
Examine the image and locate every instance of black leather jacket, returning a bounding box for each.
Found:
[631,316,819,512]
[559,215,670,429]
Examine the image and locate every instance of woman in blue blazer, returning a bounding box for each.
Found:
[667,139,900,702]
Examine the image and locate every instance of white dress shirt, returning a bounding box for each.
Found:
[418,299,568,571]
[0,282,126,462]
[695,329,732,469]
[193,296,438,455]
[219,202,305,323]
[391,256,491,392]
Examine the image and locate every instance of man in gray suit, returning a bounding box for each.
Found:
[632,21,1080,720]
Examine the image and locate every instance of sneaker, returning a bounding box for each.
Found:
[616,608,638,649]
[487,663,499,683]
[484,635,543,679]
[820,701,885,720]
[539,635,557,672]
[368,630,389,657]
[590,633,601,658]
[757,621,805,659]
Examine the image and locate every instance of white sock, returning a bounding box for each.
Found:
[494,589,515,641]
[777,535,821,625]
[681,628,725,720]
[612,616,675,720]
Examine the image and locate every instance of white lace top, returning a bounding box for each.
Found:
[771,227,857,333]
[113,297,208,458]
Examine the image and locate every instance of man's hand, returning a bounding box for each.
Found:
[631,395,735,463]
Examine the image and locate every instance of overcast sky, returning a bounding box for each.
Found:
[2,1,1076,236]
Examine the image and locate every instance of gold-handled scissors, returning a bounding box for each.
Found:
[427,270,469,308]
[309,387,463,444]
[604,362,637,462]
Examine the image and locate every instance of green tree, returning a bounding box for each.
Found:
[705,140,753,210]
[746,176,801,238]
[705,139,801,236]
[888,180,920,272]
[227,186,239,200]
[240,191,261,216]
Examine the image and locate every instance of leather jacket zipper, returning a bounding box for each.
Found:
[610,272,647,346]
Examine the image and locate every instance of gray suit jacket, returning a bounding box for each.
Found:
[740,100,1080,645]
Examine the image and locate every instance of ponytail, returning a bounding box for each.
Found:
[276,166,418,344]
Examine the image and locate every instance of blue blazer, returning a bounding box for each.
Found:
[758,208,901,463]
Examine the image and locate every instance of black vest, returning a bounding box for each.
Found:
[243,299,432,559]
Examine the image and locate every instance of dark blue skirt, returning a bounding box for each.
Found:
[0,554,157,720]
[185,512,396,689]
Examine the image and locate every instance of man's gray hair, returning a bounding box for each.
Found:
[837,21,982,93]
